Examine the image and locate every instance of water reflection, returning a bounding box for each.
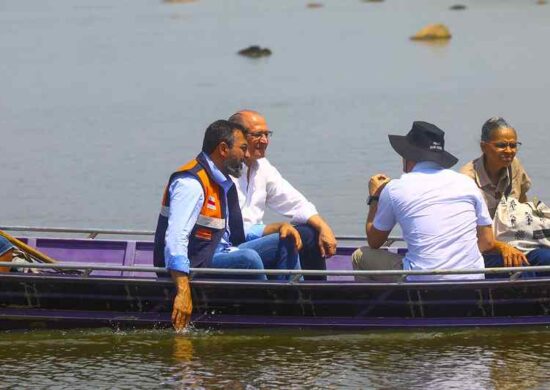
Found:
[163,328,550,388]
[1,328,550,388]
[489,344,550,390]
[411,39,452,48]
[173,335,194,361]
[411,39,452,58]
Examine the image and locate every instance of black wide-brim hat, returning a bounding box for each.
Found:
[388,121,458,169]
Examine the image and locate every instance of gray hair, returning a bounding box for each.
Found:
[481,116,515,141]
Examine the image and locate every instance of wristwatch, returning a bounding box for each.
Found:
[367,195,379,205]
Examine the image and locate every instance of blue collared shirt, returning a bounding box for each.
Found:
[245,224,266,241]
[0,236,14,256]
[164,152,235,274]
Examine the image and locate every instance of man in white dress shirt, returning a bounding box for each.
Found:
[228,110,338,280]
[353,121,496,281]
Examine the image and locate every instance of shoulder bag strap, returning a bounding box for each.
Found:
[504,165,512,199]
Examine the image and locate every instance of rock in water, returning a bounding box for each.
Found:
[449,4,466,10]
[238,46,272,58]
[410,24,452,41]
[306,3,323,8]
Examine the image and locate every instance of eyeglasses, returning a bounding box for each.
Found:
[247,130,273,139]
[485,141,522,150]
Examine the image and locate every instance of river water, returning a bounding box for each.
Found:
[1,327,550,389]
[2,0,550,388]
[1,0,550,234]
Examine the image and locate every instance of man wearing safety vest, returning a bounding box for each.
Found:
[154,120,301,331]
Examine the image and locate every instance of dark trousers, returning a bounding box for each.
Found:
[294,224,327,281]
[483,248,550,278]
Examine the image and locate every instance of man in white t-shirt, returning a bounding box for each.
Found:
[228,110,337,280]
[353,121,496,281]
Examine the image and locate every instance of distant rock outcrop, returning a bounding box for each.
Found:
[537,0,547,5]
[238,46,272,58]
[449,4,466,10]
[410,24,452,41]
[306,2,323,8]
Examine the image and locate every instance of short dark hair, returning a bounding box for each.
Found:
[202,120,246,154]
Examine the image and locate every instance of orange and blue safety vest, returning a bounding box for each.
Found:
[153,153,245,271]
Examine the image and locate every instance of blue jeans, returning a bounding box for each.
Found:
[484,248,550,278]
[294,224,327,281]
[211,233,300,281]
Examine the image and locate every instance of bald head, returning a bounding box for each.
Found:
[228,110,264,129]
[228,109,271,163]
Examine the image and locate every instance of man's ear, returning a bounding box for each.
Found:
[218,141,229,158]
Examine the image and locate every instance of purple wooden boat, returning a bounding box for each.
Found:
[1,226,550,330]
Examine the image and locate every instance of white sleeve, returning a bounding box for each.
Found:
[373,185,396,232]
[264,162,318,224]
[471,183,493,226]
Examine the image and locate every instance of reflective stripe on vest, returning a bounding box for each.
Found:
[196,215,225,230]
[153,154,244,270]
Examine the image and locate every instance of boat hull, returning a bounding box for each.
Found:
[2,272,550,330]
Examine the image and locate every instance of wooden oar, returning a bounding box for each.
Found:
[0,229,58,264]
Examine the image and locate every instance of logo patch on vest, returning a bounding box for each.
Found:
[195,228,212,241]
[207,195,217,210]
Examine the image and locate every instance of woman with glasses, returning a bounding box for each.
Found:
[460,116,550,273]
[460,116,530,218]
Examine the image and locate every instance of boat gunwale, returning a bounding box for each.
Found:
[2,267,550,290]
[0,224,398,244]
[2,260,550,279]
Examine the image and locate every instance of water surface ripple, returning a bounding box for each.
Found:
[1,328,550,388]
[1,0,550,234]
[2,0,550,388]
